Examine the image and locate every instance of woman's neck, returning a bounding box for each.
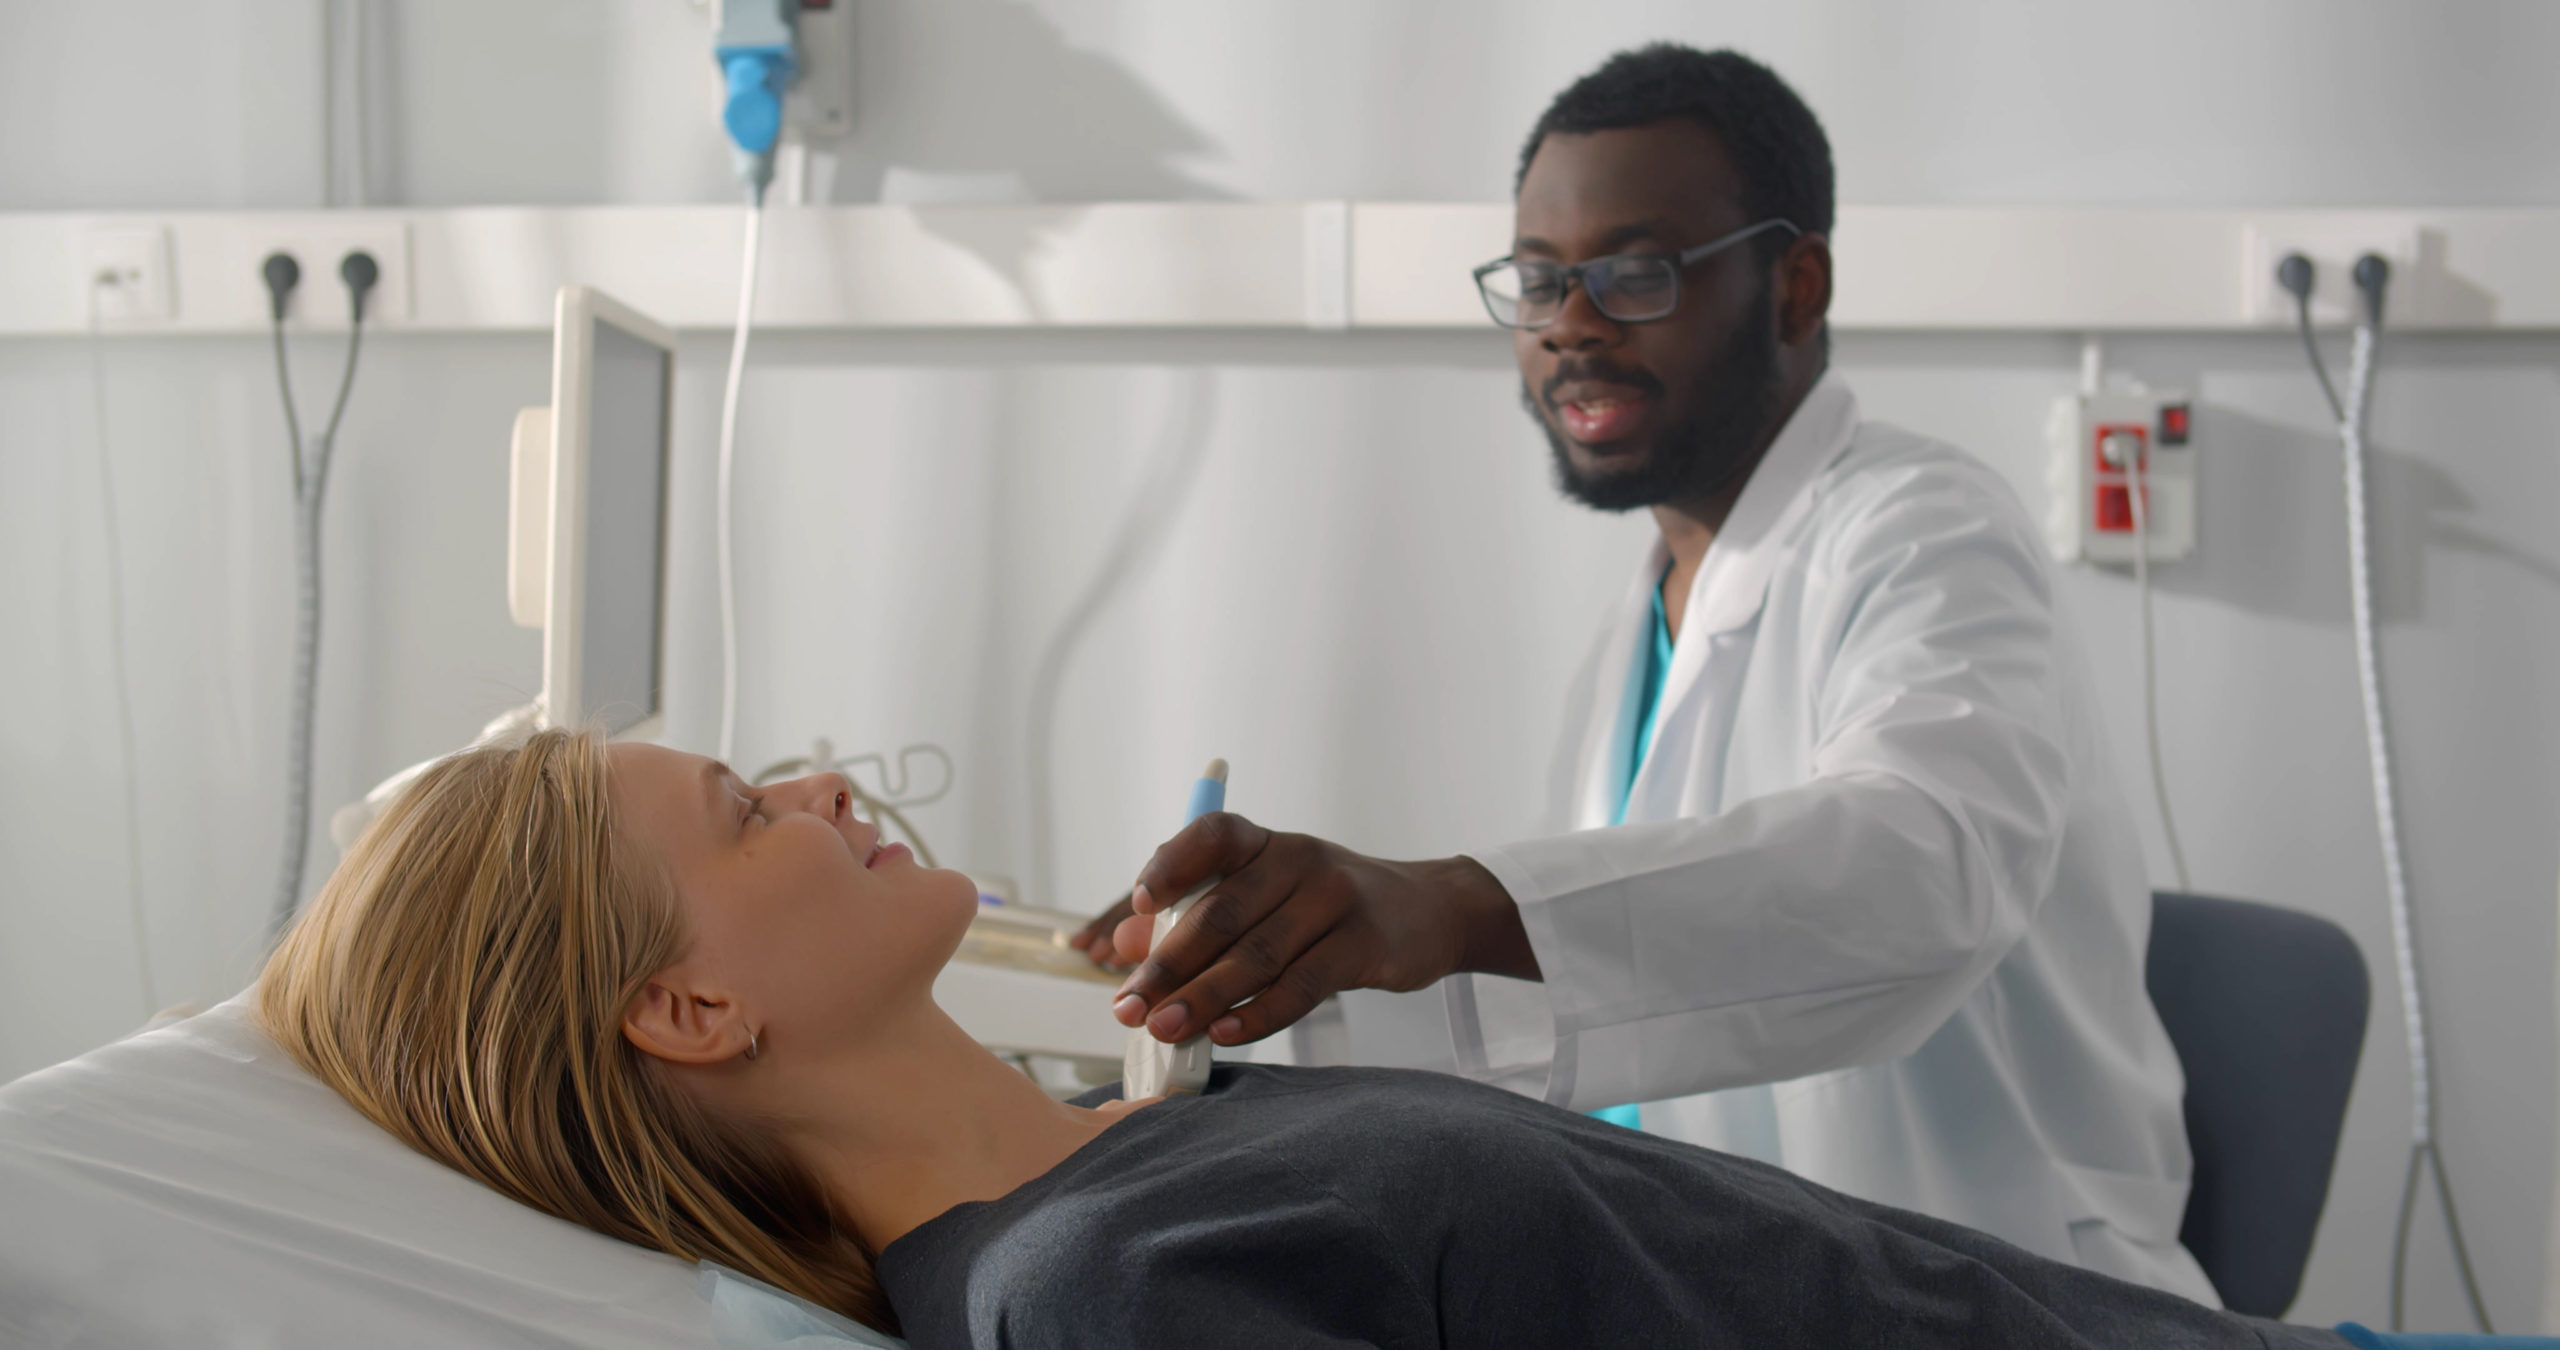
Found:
[775,1003,1149,1253]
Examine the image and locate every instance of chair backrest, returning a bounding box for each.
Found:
[2145,891,2368,1318]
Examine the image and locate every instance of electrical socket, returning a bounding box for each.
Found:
[2242,220,2421,326]
[221,218,412,328]
[82,225,175,322]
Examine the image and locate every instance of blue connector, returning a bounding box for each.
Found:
[721,50,792,155]
[714,0,797,195]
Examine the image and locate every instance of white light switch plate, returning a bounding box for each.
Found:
[81,226,175,322]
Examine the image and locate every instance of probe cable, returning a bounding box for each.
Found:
[264,254,374,939]
[85,276,161,1018]
[2296,276,2494,1333]
[716,186,766,765]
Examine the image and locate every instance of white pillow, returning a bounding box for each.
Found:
[0,995,902,1349]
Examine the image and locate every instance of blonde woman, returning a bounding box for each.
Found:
[262,728,2372,1348]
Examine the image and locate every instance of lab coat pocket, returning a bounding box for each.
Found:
[2052,1158,2190,1247]
[2054,1159,2222,1306]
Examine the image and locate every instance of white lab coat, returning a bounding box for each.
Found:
[1447,373,2218,1303]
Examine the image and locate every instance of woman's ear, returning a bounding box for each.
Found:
[623,970,753,1066]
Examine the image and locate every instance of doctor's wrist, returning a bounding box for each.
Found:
[1435,856,1540,982]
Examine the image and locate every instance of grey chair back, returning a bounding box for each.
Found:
[2145,891,2367,1318]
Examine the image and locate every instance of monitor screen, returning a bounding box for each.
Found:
[577,319,671,735]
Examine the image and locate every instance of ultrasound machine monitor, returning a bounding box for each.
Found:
[508,286,677,740]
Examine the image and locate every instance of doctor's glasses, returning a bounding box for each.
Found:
[1472,218,1801,329]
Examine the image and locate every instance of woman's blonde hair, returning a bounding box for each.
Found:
[256,728,894,1331]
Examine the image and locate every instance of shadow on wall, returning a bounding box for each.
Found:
[1018,371,1224,906]
[831,0,1228,204]
[822,0,1232,316]
[2160,406,2560,624]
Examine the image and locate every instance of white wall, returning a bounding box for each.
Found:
[5,0,2559,1333]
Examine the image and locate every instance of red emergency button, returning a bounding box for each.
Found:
[2160,403,2192,445]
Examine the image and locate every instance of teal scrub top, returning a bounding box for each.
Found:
[1614,577,1676,827]
[1592,575,1674,1130]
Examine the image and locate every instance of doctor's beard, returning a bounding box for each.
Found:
[1527,276,1785,514]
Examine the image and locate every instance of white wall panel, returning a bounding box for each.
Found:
[15,204,2560,336]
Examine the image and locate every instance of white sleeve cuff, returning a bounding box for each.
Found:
[1443,847,1576,1106]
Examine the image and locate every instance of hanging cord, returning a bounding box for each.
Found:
[716,186,767,765]
[2123,432,2191,891]
[85,273,161,1019]
[2292,258,2494,1332]
[264,251,379,939]
[2083,338,2189,892]
[2280,253,2348,425]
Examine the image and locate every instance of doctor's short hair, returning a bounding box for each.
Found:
[1518,44,1835,258]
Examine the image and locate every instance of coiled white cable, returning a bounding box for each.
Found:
[2341,324,2424,1149]
[716,190,766,765]
[2334,315,2494,1332]
[2284,259,2488,1331]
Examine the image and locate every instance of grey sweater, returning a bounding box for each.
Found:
[876,1063,2343,1350]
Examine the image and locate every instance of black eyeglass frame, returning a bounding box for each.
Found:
[1471,217,1803,329]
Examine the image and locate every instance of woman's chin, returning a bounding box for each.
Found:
[927,869,986,945]
[929,866,983,910]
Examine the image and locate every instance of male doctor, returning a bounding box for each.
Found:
[1079,44,2213,1301]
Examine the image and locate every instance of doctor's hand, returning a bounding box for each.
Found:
[1077,813,1539,1047]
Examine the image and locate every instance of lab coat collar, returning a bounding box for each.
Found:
[1674,370,1859,637]
[1588,373,1860,827]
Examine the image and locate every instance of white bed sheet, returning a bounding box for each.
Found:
[0,993,894,1349]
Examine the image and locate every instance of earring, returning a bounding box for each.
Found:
[746,1029,761,1062]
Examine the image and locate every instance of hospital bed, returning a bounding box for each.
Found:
[0,995,902,1348]
[0,895,1133,1347]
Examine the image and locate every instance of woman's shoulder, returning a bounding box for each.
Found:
[881,1064,1447,1346]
